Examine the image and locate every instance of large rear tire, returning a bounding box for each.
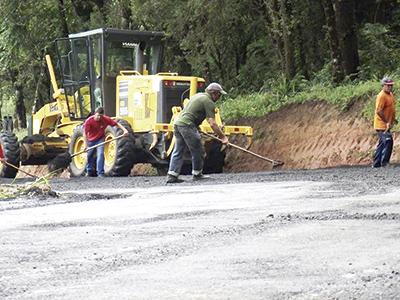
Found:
[203,140,225,174]
[180,162,193,175]
[155,165,169,176]
[0,131,20,178]
[68,125,87,177]
[104,119,135,176]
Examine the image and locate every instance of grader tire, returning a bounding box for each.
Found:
[68,125,87,177]
[203,140,225,174]
[155,165,169,176]
[104,119,135,177]
[180,163,193,175]
[0,131,20,178]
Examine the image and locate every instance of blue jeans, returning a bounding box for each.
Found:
[86,138,105,176]
[373,131,393,167]
[168,125,204,176]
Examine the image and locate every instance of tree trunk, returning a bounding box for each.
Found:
[265,0,285,73]
[373,0,397,23]
[93,0,106,20]
[57,0,69,36]
[295,23,309,80]
[120,0,132,29]
[0,87,3,121]
[280,0,296,79]
[322,0,344,83]
[334,0,360,79]
[308,1,330,71]
[70,0,93,22]
[33,56,48,114]
[235,42,248,76]
[210,47,225,82]
[15,83,26,129]
[203,61,212,83]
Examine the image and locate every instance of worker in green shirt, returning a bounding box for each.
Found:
[166,82,229,183]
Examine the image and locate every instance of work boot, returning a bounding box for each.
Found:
[166,174,184,184]
[192,173,211,181]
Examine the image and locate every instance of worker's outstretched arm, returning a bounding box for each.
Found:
[116,122,129,136]
[207,117,228,144]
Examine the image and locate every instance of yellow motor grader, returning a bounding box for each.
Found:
[0,28,253,178]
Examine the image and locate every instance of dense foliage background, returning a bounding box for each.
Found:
[0,0,400,127]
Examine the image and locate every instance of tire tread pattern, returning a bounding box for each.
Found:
[203,140,225,174]
[0,131,20,178]
[106,119,135,177]
[68,125,86,177]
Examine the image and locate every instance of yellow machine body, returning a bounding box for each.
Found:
[115,72,253,142]
[16,28,254,176]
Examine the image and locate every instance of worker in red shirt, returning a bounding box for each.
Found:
[83,107,128,177]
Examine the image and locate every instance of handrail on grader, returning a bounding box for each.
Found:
[119,70,142,76]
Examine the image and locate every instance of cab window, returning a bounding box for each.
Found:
[106,41,136,77]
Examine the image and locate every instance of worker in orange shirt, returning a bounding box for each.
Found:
[372,77,397,168]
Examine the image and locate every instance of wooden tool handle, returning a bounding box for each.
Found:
[0,159,37,178]
[201,132,284,166]
[71,135,125,158]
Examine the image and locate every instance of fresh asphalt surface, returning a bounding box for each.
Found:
[1,165,400,299]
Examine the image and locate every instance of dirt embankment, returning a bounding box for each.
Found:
[18,98,398,178]
[225,99,400,172]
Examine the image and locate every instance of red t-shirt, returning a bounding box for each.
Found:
[84,115,118,141]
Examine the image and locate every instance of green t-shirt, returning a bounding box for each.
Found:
[174,92,216,127]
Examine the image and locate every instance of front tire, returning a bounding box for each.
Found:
[104,119,135,176]
[68,125,87,177]
[0,131,20,178]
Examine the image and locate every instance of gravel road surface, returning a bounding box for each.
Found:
[1,165,400,299]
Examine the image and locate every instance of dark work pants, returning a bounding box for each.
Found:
[168,125,204,176]
[373,131,393,167]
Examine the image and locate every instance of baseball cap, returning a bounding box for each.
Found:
[206,82,227,95]
[381,77,394,85]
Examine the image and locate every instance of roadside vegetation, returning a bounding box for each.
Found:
[220,77,379,120]
[0,175,57,200]
[0,1,400,132]
[221,73,400,135]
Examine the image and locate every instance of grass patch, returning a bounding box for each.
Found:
[220,79,383,120]
[0,173,58,200]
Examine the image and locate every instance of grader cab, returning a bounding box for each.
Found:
[0,28,253,178]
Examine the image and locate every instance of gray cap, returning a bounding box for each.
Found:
[206,82,227,95]
[381,76,394,85]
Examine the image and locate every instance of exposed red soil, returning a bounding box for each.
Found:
[224,99,400,172]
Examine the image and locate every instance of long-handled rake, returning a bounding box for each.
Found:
[202,132,284,167]
[0,159,37,178]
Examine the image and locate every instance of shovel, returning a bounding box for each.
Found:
[202,132,284,167]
